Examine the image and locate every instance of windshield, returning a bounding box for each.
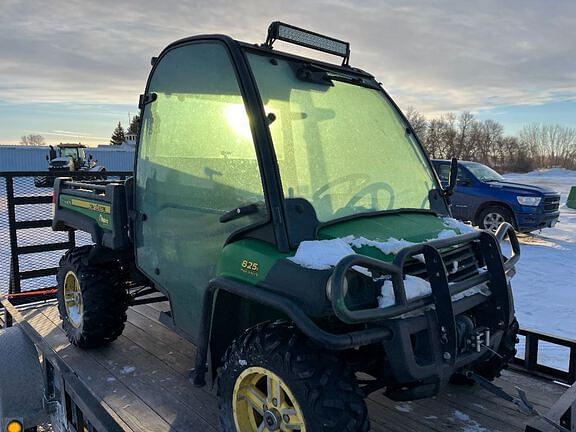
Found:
[247,52,438,222]
[463,162,504,182]
[60,147,84,160]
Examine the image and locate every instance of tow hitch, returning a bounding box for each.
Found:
[465,371,572,432]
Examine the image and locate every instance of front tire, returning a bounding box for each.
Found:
[57,246,128,349]
[217,321,369,432]
[477,205,514,232]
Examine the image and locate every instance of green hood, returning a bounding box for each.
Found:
[318,212,467,262]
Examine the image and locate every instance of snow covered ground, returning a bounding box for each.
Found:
[502,168,576,371]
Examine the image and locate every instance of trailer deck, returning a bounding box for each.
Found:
[3,300,566,432]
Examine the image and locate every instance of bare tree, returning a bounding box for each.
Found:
[404,107,428,140]
[20,134,46,146]
[518,123,576,169]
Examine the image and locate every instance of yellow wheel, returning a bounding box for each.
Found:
[233,366,306,432]
[217,322,369,432]
[57,246,128,348]
[63,270,84,328]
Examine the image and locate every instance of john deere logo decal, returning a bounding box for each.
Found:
[68,198,111,214]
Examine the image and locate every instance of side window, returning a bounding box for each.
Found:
[436,164,451,183]
[135,42,268,340]
[457,169,472,185]
[138,42,267,220]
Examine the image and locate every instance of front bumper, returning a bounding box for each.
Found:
[516,210,560,231]
[327,224,520,395]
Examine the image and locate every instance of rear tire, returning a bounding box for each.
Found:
[217,321,369,432]
[57,246,128,349]
[477,205,514,231]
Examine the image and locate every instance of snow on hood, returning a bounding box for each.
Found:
[288,238,355,270]
[289,217,477,271]
[441,217,477,234]
[379,275,432,308]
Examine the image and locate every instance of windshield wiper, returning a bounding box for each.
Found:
[324,73,380,90]
[220,203,260,223]
[290,62,379,90]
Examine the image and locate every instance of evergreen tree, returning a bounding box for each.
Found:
[110,122,125,145]
[128,115,140,135]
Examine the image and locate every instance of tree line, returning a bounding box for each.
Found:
[110,115,140,145]
[405,108,576,172]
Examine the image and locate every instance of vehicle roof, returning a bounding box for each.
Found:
[58,143,86,148]
[158,34,374,81]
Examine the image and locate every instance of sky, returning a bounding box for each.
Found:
[0,0,575,145]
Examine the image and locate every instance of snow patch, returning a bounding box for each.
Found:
[347,236,417,255]
[394,403,413,413]
[437,229,459,239]
[442,217,477,234]
[288,238,355,270]
[120,366,136,375]
[451,410,490,432]
[379,275,432,308]
[454,410,470,421]
[289,230,464,272]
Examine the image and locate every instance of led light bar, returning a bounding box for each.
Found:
[265,21,351,65]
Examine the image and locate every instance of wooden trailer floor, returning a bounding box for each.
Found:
[21,301,567,432]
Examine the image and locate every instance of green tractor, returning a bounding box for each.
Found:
[34,142,106,187]
[52,22,521,431]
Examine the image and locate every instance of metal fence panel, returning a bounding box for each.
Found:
[0,171,131,300]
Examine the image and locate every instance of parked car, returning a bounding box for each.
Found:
[432,160,561,232]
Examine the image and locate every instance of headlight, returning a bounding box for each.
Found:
[517,196,541,206]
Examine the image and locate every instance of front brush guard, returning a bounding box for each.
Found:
[327,223,520,367]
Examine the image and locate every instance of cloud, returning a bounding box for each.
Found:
[1,0,575,116]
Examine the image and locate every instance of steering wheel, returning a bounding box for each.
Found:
[312,174,371,202]
[343,181,396,211]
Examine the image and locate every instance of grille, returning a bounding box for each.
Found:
[404,242,481,283]
[544,195,560,213]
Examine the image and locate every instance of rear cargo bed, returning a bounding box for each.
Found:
[53,177,132,249]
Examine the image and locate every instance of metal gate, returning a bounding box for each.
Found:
[0,171,132,325]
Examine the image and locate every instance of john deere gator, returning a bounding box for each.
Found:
[51,22,521,431]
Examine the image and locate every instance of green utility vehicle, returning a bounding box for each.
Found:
[52,23,521,432]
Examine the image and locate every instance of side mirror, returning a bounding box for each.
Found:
[89,154,93,161]
[45,155,49,161]
[444,158,458,196]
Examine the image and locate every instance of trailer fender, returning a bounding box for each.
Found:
[0,326,47,429]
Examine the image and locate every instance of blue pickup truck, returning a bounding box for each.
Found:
[432,160,561,232]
